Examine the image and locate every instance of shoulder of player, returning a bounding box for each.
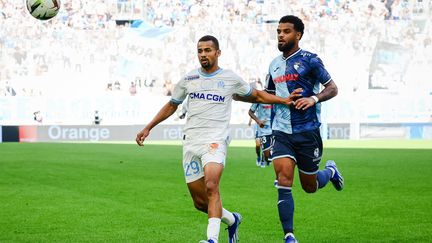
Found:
[299,50,322,62]
[270,54,284,66]
[217,69,244,80]
[182,69,200,82]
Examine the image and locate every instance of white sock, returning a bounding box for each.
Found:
[221,208,235,226]
[207,217,221,243]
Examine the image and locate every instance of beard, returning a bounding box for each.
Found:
[200,60,212,70]
[278,41,295,52]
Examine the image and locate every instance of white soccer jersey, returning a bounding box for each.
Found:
[171,68,252,142]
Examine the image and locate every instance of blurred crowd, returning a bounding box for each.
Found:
[0,0,431,98]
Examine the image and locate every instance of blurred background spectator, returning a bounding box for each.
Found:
[0,0,431,125]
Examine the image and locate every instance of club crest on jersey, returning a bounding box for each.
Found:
[314,148,320,158]
[189,92,225,102]
[185,75,199,81]
[293,62,301,71]
[217,81,225,89]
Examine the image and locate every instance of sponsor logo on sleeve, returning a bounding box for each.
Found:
[185,75,200,81]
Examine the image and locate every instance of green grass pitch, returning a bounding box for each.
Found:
[1,141,432,242]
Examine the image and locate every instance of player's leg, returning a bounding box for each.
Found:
[183,140,223,242]
[203,162,224,218]
[203,162,241,243]
[187,175,239,243]
[200,162,223,243]
[261,134,273,166]
[187,177,208,213]
[183,140,208,211]
[298,167,337,193]
[271,131,297,241]
[295,129,337,193]
[255,136,261,166]
[200,142,241,243]
[273,157,296,238]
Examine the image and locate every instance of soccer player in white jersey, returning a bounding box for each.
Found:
[136,35,302,243]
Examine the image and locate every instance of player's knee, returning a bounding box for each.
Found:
[264,151,271,160]
[277,176,293,187]
[205,180,220,196]
[301,183,318,193]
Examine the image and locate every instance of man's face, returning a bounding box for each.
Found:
[277,22,301,52]
[197,41,220,70]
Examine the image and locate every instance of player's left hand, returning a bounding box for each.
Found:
[294,97,316,110]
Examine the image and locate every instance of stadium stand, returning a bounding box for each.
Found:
[0,0,431,127]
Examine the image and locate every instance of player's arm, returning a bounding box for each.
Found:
[178,97,188,119]
[248,109,265,128]
[234,88,303,106]
[294,80,338,110]
[136,101,179,146]
[248,117,252,126]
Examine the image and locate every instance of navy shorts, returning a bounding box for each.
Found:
[259,134,273,151]
[271,129,323,174]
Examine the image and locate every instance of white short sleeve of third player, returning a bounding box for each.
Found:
[170,68,252,142]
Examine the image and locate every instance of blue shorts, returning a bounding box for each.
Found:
[259,134,273,151]
[271,129,323,174]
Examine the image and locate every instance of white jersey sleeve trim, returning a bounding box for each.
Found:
[322,78,332,86]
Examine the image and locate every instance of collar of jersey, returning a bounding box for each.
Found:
[198,67,223,77]
[281,48,301,61]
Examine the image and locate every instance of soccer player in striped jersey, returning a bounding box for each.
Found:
[248,103,273,167]
[266,15,344,242]
[136,35,302,243]
[248,117,262,166]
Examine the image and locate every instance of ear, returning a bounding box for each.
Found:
[216,49,221,57]
[296,32,302,40]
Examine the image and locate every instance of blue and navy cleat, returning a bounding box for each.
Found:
[284,233,298,243]
[227,212,242,243]
[199,240,215,243]
[325,160,344,191]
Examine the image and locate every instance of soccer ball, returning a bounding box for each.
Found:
[26,0,61,21]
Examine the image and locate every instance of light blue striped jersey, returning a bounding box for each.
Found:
[265,49,332,134]
[250,103,273,136]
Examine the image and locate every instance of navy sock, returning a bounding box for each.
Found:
[317,168,332,189]
[277,188,294,234]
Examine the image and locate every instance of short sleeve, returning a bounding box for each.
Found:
[264,72,275,93]
[170,78,187,104]
[250,103,258,112]
[310,56,332,85]
[234,75,252,97]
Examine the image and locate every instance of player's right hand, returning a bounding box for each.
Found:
[136,128,150,146]
[258,120,265,128]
